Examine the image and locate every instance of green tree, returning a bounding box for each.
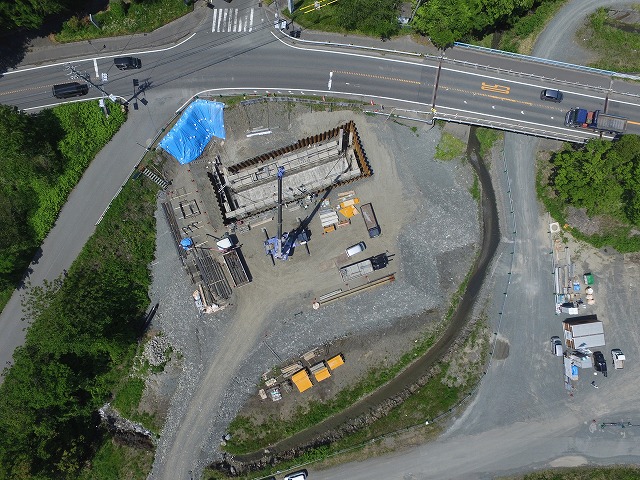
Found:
[0,0,71,31]
[412,0,538,48]
[550,136,640,225]
[335,0,400,38]
[412,0,474,47]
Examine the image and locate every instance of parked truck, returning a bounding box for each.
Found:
[612,348,625,369]
[564,108,627,134]
[360,203,381,238]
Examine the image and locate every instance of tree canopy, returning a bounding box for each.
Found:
[0,0,81,31]
[335,0,400,39]
[550,136,640,225]
[412,0,539,47]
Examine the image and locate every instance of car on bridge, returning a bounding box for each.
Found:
[540,89,563,103]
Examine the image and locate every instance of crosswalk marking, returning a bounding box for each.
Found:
[212,8,255,33]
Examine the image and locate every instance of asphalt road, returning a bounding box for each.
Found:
[0,1,640,478]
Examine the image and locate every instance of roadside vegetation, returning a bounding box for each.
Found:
[577,7,640,73]
[0,101,125,312]
[537,135,640,253]
[435,131,467,160]
[0,0,191,44]
[56,0,191,43]
[290,0,402,39]
[412,0,564,48]
[289,0,564,49]
[0,175,158,479]
[476,0,567,53]
[475,127,502,158]
[499,465,640,480]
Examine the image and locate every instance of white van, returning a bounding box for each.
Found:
[345,242,366,257]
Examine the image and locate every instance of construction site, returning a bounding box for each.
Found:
[146,97,481,471]
[157,100,395,318]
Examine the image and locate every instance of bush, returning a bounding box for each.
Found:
[56,0,191,42]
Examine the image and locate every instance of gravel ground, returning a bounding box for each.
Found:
[145,103,480,479]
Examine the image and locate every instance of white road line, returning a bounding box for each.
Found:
[220,10,226,32]
[233,9,239,32]
[328,71,333,90]
[4,32,197,75]
[212,9,218,32]
[269,32,640,108]
[227,9,233,32]
[93,58,99,78]
[249,9,254,32]
[238,13,243,32]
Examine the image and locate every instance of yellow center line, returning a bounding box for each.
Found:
[332,70,421,85]
[628,120,640,126]
[444,87,534,106]
[0,85,53,96]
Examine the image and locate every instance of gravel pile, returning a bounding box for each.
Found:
[143,334,172,367]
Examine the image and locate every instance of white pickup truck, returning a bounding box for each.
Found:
[612,349,625,369]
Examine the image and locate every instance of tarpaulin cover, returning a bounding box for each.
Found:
[159,100,226,164]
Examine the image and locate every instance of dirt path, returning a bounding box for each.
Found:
[154,293,273,479]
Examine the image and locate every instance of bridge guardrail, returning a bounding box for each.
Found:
[454,42,640,82]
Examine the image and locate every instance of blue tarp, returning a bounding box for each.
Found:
[159,100,226,165]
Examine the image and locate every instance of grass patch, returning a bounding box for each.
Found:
[78,436,154,480]
[435,131,466,160]
[287,0,401,39]
[469,174,480,201]
[577,7,640,72]
[289,0,344,34]
[0,100,126,314]
[112,377,146,418]
[498,465,640,480]
[56,0,191,43]
[475,127,502,159]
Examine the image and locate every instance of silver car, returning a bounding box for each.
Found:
[284,470,308,480]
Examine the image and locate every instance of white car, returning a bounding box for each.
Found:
[551,336,563,356]
[284,470,308,480]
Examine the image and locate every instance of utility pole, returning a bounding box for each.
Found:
[64,63,117,117]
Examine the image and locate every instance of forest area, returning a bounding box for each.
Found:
[0,174,157,479]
